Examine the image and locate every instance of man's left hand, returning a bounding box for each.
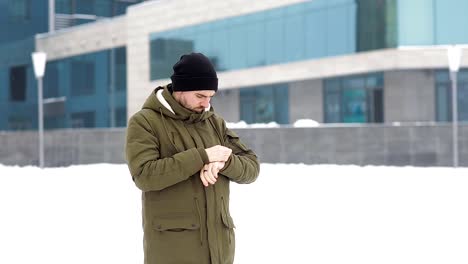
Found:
[199,161,225,187]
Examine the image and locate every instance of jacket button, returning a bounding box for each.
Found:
[191,224,196,227]
[157,224,162,229]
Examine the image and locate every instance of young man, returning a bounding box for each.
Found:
[125,53,260,264]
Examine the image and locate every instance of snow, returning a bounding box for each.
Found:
[293,119,320,127]
[1,163,467,264]
[226,121,280,128]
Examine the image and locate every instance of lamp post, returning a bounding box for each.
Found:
[447,46,462,167]
[32,52,47,168]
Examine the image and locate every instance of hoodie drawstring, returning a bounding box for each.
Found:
[159,107,182,153]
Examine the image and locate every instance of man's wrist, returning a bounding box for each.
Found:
[196,147,210,164]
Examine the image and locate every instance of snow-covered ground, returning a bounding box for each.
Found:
[0,163,467,264]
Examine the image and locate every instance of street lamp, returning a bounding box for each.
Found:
[32,52,47,168]
[447,45,463,167]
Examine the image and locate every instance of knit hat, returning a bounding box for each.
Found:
[170,53,218,92]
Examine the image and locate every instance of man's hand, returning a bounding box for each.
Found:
[205,145,232,162]
[199,161,226,187]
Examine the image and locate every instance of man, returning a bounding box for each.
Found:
[125,53,260,264]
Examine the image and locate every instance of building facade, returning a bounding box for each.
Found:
[1,0,468,131]
[0,0,143,130]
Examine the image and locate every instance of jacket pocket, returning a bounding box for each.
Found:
[225,130,249,153]
[220,197,235,244]
[149,213,207,263]
[153,213,200,232]
[220,197,236,263]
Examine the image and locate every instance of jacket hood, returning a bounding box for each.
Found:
[142,85,214,123]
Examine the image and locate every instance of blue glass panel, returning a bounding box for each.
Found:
[0,0,47,44]
[240,84,289,124]
[433,0,468,44]
[284,13,304,61]
[148,0,358,80]
[76,0,95,14]
[56,0,72,14]
[435,69,468,122]
[327,4,352,55]
[229,23,248,69]
[304,9,327,59]
[44,62,59,98]
[211,29,230,70]
[397,0,434,45]
[193,25,212,56]
[246,22,265,67]
[324,81,341,123]
[324,73,383,123]
[265,17,284,65]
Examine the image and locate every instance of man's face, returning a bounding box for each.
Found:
[173,90,216,113]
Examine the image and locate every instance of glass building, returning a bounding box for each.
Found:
[0,0,142,131]
[1,0,468,131]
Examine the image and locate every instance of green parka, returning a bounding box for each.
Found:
[125,85,260,264]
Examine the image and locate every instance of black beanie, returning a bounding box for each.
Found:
[170,53,218,92]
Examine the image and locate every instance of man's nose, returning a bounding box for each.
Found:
[201,98,211,108]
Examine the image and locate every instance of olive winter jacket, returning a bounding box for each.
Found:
[125,85,260,264]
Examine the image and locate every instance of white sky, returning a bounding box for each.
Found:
[0,163,467,264]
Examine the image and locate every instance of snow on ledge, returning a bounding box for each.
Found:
[226,119,320,129]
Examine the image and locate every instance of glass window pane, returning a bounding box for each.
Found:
[71,111,95,128]
[246,23,265,67]
[8,0,31,21]
[9,65,27,102]
[240,84,289,124]
[324,80,341,123]
[76,0,95,14]
[265,17,284,64]
[284,13,304,61]
[229,23,248,69]
[44,62,59,98]
[324,73,384,123]
[458,82,468,121]
[342,88,367,123]
[56,0,72,14]
[71,58,95,96]
[304,9,327,59]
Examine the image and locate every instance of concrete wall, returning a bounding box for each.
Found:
[289,79,323,123]
[1,124,467,167]
[36,16,127,61]
[385,70,436,122]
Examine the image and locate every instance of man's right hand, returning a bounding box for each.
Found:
[205,145,232,162]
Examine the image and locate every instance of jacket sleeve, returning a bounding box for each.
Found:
[219,124,260,184]
[125,113,209,192]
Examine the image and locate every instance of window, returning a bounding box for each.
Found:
[150,38,193,80]
[149,0,356,80]
[115,107,127,127]
[8,117,32,130]
[9,65,27,102]
[44,63,59,98]
[240,84,289,124]
[55,0,72,14]
[9,0,31,21]
[71,60,95,96]
[356,0,397,51]
[45,116,65,130]
[324,73,384,123]
[435,69,468,122]
[114,0,141,16]
[71,111,95,128]
[76,0,95,14]
[114,47,126,92]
